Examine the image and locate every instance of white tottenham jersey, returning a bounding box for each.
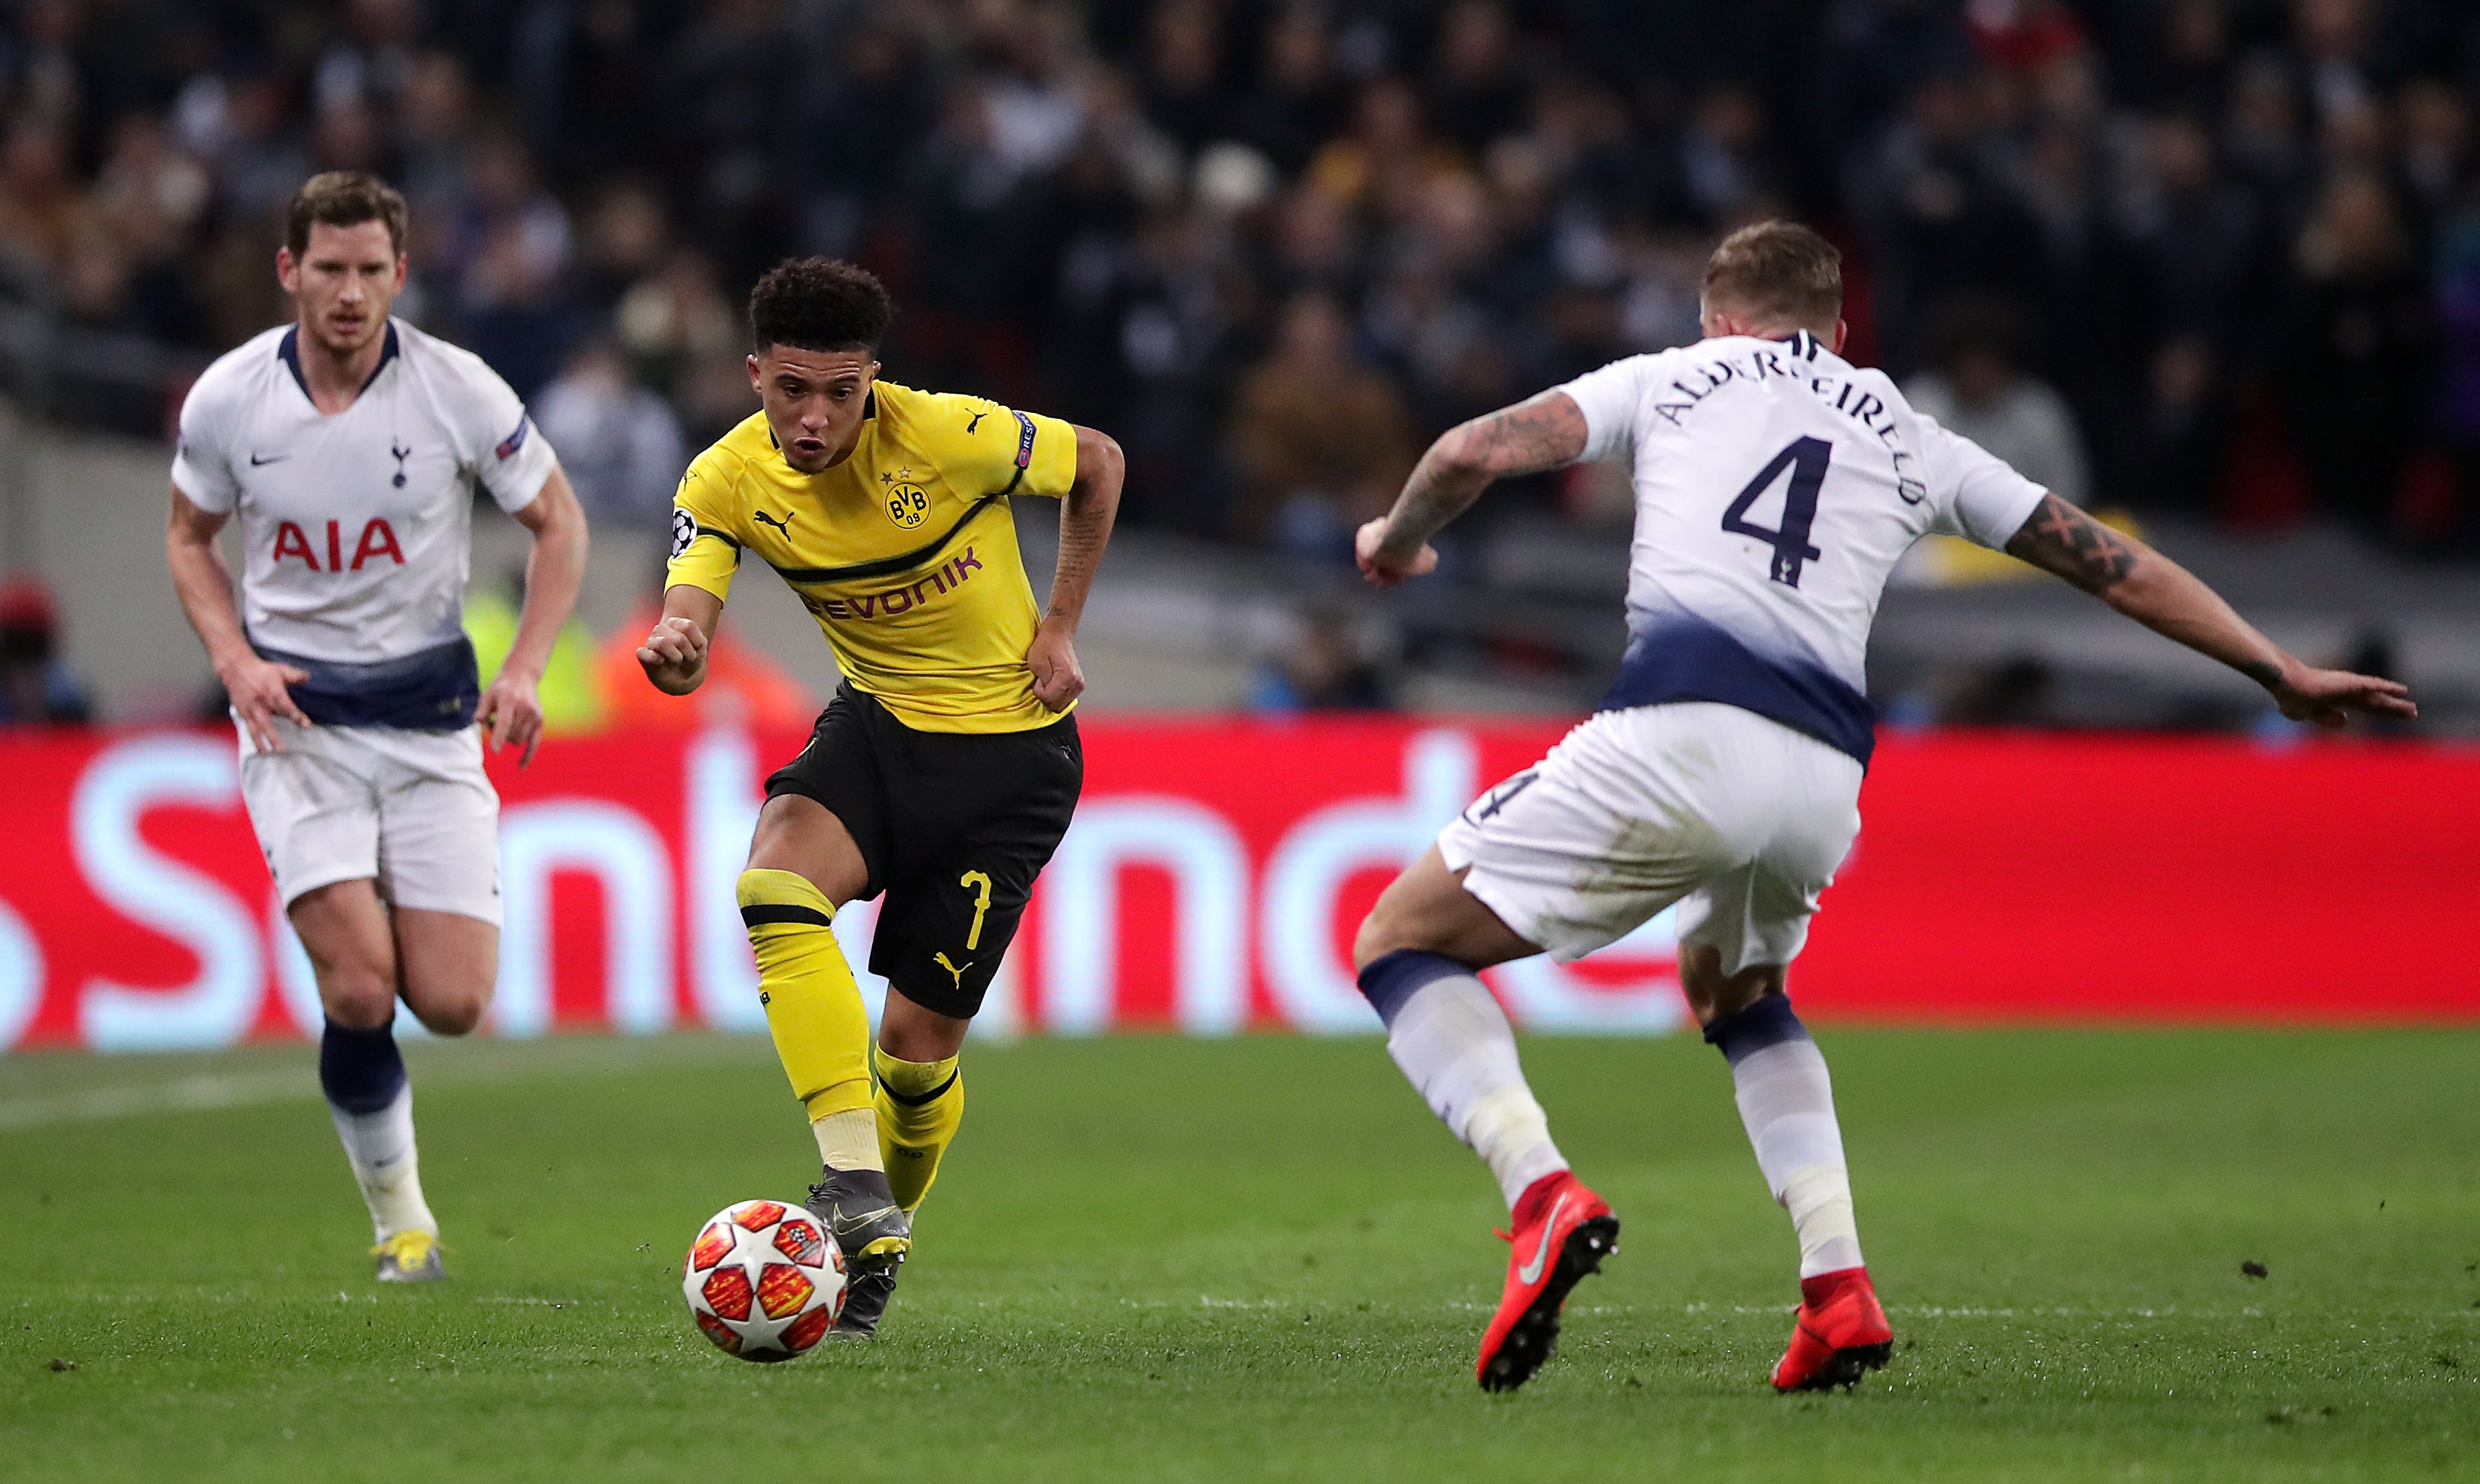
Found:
[173,319,558,729]
[1559,330,2047,764]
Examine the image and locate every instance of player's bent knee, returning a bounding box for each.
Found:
[392,910,498,1036]
[1678,944,1787,1026]
[303,951,398,1030]
[735,864,841,927]
[291,884,400,1025]
[1353,852,1450,968]
[407,987,488,1037]
[879,989,970,1064]
[1354,849,1538,972]
[321,974,397,1030]
[1353,901,1432,972]
[1353,881,1455,970]
[746,795,868,907]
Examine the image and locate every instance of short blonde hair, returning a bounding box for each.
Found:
[1702,220,1842,328]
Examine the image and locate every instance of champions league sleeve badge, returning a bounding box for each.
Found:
[669,507,696,564]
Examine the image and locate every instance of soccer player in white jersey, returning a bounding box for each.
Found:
[164,173,588,1282]
[1347,222,2415,1394]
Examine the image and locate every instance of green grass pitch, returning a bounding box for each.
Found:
[4,1028,2477,1481]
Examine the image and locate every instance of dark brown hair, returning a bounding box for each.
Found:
[1702,220,1843,328]
[749,257,897,353]
[286,171,409,259]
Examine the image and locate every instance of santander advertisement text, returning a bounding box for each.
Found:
[1,720,2474,1051]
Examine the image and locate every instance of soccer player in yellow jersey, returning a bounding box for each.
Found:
[637,259,1123,1336]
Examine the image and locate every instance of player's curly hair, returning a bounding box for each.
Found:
[1702,221,1843,329]
[748,257,897,354]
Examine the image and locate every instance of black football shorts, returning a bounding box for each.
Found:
[765,683,1081,1019]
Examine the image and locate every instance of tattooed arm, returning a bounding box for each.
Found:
[1356,389,1589,587]
[2005,492,2415,727]
[1025,423,1125,712]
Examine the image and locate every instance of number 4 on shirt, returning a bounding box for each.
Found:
[1720,436,1832,588]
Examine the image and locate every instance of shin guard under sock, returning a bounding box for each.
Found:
[1705,994,1863,1277]
[872,1046,963,1212]
[1358,949,1568,1208]
[319,1019,435,1241]
[737,869,873,1125]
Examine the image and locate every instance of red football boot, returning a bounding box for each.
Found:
[1474,1171,1619,1393]
[1770,1266,1893,1392]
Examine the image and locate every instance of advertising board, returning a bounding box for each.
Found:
[0,722,2470,1050]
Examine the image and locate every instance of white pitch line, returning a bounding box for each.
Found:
[0,1035,770,1132]
[0,1070,317,1130]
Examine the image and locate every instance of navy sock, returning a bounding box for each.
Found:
[1355,948,1475,1028]
[319,1019,407,1114]
[1700,993,1811,1064]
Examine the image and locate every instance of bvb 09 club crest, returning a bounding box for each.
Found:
[885,481,929,529]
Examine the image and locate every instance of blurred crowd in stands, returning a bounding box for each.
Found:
[0,577,88,723]
[4,0,2479,549]
[1,0,2479,728]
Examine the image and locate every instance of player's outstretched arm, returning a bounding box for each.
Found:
[1026,424,1125,712]
[2004,491,2416,728]
[1357,388,1589,587]
[479,465,590,766]
[166,484,311,753]
[639,583,723,697]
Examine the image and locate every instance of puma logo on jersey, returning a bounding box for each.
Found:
[753,509,794,536]
[934,952,974,990]
[966,409,987,433]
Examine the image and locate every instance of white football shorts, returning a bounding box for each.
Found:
[1437,702,1864,975]
[237,716,503,925]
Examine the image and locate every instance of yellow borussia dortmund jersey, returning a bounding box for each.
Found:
[666,381,1078,733]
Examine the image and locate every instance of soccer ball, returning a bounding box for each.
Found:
[682,1199,847,1361]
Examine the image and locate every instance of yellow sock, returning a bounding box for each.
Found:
[873,1045,964,1212]
[736,869,871,1135]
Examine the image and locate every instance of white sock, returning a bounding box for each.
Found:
[1728,1035,1863,1277]
[1381,968,1568,1208]
[328,1082,437,1242]
[810,1105,883,1172]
